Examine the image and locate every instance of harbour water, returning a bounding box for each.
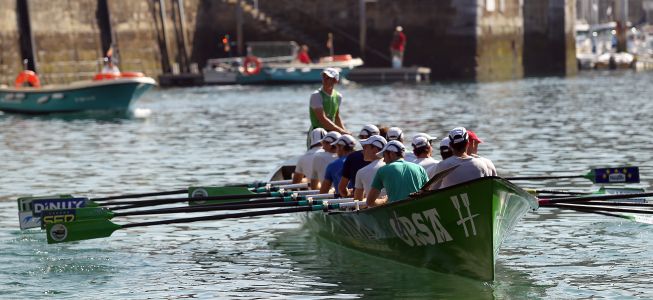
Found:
[1,71,652,299]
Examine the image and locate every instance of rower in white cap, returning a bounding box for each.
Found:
[366,140,428,207]
[354,135,388,200]
[430,127,492,190]
[307,67,349,148]
[337,124,380,197]
[293,128,327,185]
[309,131,341,189]
[409,135,440,179]
[319,134,357,194]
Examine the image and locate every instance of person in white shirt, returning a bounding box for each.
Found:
[410,136,439,179]
[430,127,492,190]
[405,132,436,162]
[354,135,387,200]
[101,57,120,74]
[293,128,327,185]
[310,131,341,189]
[467,130,497,176]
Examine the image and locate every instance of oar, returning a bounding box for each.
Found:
[91,180,294,202]
[46,200,366,244]
[99,191,295,210]
[524,189,592,196]
[543,203,653,224]
[508,166,640,183]
[41,193,339,225]
[538,191,653,205]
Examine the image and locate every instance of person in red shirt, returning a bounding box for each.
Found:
[390,26,406,68]
[297,45,311,64]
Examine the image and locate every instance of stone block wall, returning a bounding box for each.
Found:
[476,0,524,81]
[0,0,22,85]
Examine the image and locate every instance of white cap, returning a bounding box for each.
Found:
[448,127,468,144]
[411,136,431,149]
[359,124,380,138]
[387,127,404,141]
[439,136,451,148]
[376,140,406,157]
[331,134,356,148]
[309,128,327,147]
[322,68,340,82]
[360,135,387,150]
[396,26,403,32]
[322,131,342,144]
[413,133,436,143]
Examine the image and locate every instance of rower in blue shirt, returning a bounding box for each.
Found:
[319,134,356,195]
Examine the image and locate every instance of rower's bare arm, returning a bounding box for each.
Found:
[312,107,346,133]
[338,177,350,197]
[319,179,333,194]
[353,188,364,201]
[334,111,347,133]
[292,172,304,184]
[366,188,380,207]
[310,178,321,190]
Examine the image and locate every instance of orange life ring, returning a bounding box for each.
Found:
[243,56,262,75]
[119,72,144,78]
[14,71,41,88]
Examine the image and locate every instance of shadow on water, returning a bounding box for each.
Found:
[268,226,529,300]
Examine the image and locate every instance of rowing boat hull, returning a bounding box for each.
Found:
[299,177,536,281]
[0,77,156,113]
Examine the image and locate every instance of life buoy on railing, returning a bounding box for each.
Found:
[242,56,262,76]
[93,72,144,81]
[332,54,352,62]
[14,70,41,88]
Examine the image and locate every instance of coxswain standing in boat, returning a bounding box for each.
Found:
[319,134,356,195]
[354,135,387,200]
[292,128,326,185]
[308,68,349,148]
[366,141,428,207]
[467,130,497,176]
[430,127,493,190]
[309,131,341,189]
[410,136,440,179]
[337,124,379,197]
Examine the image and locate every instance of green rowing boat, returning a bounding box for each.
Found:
[265,158,538,281]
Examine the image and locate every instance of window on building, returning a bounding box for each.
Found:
[486,0,496,12]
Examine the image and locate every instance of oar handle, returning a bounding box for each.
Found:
[121,205,322,229]
[539,192,653,205]
[92,189,189,202]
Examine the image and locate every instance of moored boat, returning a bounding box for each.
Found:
[0,74,156,114]
[263,158,538,281]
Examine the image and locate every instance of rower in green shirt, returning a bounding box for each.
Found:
[367,140,428,207]
[308,68,349,144]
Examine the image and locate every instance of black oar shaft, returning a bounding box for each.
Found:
[114,200,302,217]
[545,203,653,215]
[121,206,315,229]
[534,190,591,195]
[100,192,278,209]
[92,189,188,202]
[540,192,653,204]
[507,175,585,180]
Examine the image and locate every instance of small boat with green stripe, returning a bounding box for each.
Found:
[0,74,155,114]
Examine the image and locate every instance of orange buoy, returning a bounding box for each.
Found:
[14,70,41,88]
[242,56,262,75]
[331,54,352,62]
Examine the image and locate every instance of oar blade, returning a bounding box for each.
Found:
[17,194,74,230]
[188,186,257,206]
[590,167,640,183]
[46,219,122,244]
[40,207,114,229]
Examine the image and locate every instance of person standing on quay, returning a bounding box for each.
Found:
[308,68,349,147]
[390,26,406,68]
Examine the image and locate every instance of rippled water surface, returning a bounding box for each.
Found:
[1,71,652,299]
